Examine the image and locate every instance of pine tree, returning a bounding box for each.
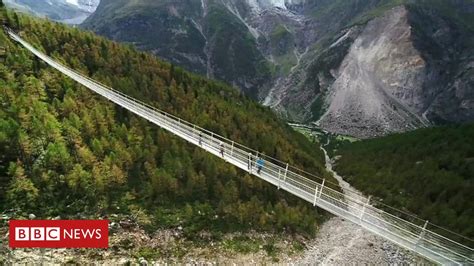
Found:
[13,12,19,30]
[0,1,6,27]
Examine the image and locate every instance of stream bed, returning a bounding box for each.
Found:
[295,142,419,264]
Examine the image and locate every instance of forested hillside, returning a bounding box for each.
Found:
[83,0,272,98]
[0,7,335,237]
[334,124,474,239]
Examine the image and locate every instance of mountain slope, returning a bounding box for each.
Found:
[3,0,99,24]
[0,8,336,237]
[273,0,474,137]
[83,0,273,97]
[334,123,474,240]
[83,0,474,138]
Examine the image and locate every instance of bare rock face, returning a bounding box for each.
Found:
[429,63,474,123]
[318,6,429,138]
[273,2,474,138]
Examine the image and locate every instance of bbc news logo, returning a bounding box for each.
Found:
[9,220,108,248]
[15,227,61,241]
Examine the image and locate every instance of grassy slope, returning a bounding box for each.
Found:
[310,0,474,29]
[334,124,474,239]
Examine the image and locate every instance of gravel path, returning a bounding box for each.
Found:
[296,142,422,265]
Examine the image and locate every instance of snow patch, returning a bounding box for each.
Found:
[65,0,79,6]
[266,0,287,9]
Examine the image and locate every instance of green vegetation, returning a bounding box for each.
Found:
[272,53,297,76]
[335,124,474,239]
[205,3,271,98]
[271,25,291,41]
[293,128,313,142]
[0,8,335,238]
[361,0,474,32]
[348,0,407,26]
[309,95,326,122]
[134,247,161,260]
[83,0,207,76]
[222,236,281,261]
[83,0,272,98]
[310,0,474,30]
[222,236,262,254]
[268,24,298,76]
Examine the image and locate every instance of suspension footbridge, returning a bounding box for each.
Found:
[7,29,473,265]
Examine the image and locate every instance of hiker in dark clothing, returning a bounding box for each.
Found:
[220,142,225,157]
[256,157,265,174]
[198,132,203,146]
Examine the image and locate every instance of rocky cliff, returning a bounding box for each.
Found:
[18,0,474,138]
[269,1,474,137]
[318,6,430,137]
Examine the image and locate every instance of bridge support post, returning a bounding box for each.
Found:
[231,141,234,156]
[416,220,429,246]
[319,179,325,198]
[359,195,372,222]
[313,185,319,206]
[162,112,167,123]
[248,153,252,174]
[166,115,172,128]
[277,169,281,189]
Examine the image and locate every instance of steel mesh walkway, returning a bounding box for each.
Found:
[7,29,473,265]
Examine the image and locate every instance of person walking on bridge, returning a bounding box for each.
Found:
[198,132,203,146]
[256,157,265,174]
[220,142,225,158]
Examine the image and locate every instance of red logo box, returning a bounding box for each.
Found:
[9,220,109,248]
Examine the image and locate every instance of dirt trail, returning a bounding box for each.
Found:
[296,142,418,264]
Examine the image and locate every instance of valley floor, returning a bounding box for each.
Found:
[295,143,423,264]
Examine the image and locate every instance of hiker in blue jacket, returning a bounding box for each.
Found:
[256,157,265,174]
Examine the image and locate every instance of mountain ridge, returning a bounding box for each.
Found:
[6,0,473,138]
[3,0,99,24]
[82,0,474,138]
